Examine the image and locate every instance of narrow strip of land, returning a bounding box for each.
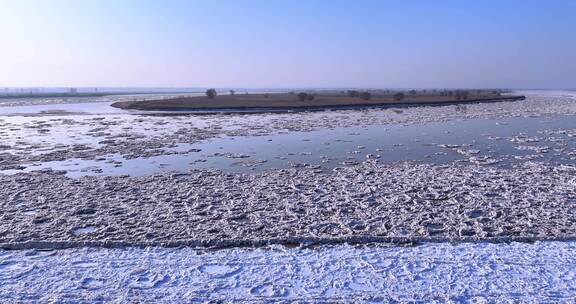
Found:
[112,92,525,111]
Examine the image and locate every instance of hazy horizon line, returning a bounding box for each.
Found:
[1,86,572,90]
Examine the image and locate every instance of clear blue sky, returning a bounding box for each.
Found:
[0,0,574,89]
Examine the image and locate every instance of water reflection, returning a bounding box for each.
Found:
[4,115,574,177]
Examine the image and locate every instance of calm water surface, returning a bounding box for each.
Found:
[5,115,574,177]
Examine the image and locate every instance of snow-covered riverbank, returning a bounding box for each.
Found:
[1,241,575,302]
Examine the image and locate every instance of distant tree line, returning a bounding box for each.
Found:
[297,92,315,101]
[202,88,508,102]
[346,90,372,100]
[394,92,405,101]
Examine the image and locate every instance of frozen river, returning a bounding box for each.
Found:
[1,90,576,302]
[1,90,576,177]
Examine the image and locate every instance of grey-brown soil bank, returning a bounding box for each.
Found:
[111,92,525,112]
[1,161,575,249]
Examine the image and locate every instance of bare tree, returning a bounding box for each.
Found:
[347,90,359,98]
[206,88,217,99]
[297,92,308,101]
[394,92,405,101]
[360,92,372,100]
[229,90,235,95]
[455,90,469,100]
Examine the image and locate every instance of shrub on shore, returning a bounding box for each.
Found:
[456,90,469,100]
[360,92,372,100]
[206,88,217,99]
[394,92,405,101]
[347,90,360,98]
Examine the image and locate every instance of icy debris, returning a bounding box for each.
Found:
[365,154,381,159]
[230,159,268,168]
[226,154,250,159]
[72,226,97,236]
[515,146,550,153]
[341,160,359,166]
[212,152,250,159]
[513,155,544,161]
[510,135,541,143]
[0,161,575,246]
[438,144,460,148]
[468,156,500,165]
[456,149,480,156]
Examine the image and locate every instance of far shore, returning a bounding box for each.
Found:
[0,90,203,100]
[111,91,526,112]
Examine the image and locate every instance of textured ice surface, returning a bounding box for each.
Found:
[1,91,576,248]
[1,161,575,248]
[1,242,575,302]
